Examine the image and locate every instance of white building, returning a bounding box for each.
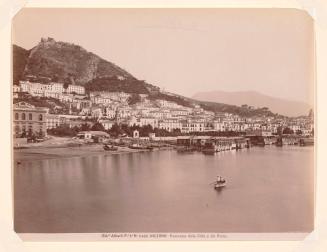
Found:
[129,116,158,128]
[99,119,115,130]
[181,119,206,133]
[19,81,85,97]
[46,114,60,129]
[158,119,182,132]
[66,84,85,95]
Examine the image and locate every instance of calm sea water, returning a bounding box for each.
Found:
[14,146,314,233]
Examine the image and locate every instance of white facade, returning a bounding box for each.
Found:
[66,84,85,95]
[99,119,115,130]
[129,116,158,128]
[19,81,85,97]
[158,119,182,132]
[181,119,206,133]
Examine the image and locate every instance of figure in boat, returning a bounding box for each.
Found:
[210,175,226,189]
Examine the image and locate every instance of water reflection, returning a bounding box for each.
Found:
[14,146,314,233]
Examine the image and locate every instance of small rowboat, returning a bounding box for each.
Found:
[210,176,226,190]
[103,144,118,151]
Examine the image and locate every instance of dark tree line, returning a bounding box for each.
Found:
[47,122,105,137]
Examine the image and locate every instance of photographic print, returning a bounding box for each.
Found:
[12,8,315,239]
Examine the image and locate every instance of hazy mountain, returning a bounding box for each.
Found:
[192,90,311,117]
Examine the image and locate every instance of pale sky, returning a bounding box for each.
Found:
[13,8,314,105]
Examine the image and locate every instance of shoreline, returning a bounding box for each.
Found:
[13,140,312,163]
[14,144,167,162]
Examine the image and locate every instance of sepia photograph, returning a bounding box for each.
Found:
[11,8,315,239]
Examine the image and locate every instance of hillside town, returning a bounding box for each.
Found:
[13,78,314,145]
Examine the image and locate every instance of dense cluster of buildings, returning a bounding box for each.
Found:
[13,80,314,138]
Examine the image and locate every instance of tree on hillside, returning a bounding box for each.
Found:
[128,93,141,105]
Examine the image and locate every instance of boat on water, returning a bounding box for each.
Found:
[128,143,153,150]
[210,176,226,189]
[103,144,118,151]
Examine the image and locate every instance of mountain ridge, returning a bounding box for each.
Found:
[193,90,311,117]
[12,38,294,117]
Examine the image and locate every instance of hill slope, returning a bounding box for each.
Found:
[12,38,282,117]
[193,90,311,117]
[18,37,134,85]
[13,45,30,85]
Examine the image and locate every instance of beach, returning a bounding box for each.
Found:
[13,136,156,162]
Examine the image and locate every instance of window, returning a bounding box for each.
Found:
[39,114,43,121]
[22,113,26,120]
[15,113,19,120]
[29,113,32,120]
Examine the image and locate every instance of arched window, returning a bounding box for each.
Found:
[22,113,26,120]
[15,113,19,120]
[39,114,43,121]
[29,113,32,120]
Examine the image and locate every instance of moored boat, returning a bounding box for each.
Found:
[103,144,118,151]
[129,143,153,150]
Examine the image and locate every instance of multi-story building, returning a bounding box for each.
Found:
[66,84,85,95]
[13,85,21,98]
[13,102,48,138]
[117,106,132,119]
[158,119,182,132]
[46,114,60,129]
[181,119,206,133]
[129,116,159,128]
[19,81,85,97]
[90,91,130,102]
[211,120,224,131]
[91,107,104,118]
[103,107,116,119]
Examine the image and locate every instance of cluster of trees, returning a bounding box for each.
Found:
[47,121,184,138]
[47,121,248,139]
[276,126,304,136]
[198,102,278,118]
[127,93,142,105]
[85,77,150,94]
[47,122,104,137]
